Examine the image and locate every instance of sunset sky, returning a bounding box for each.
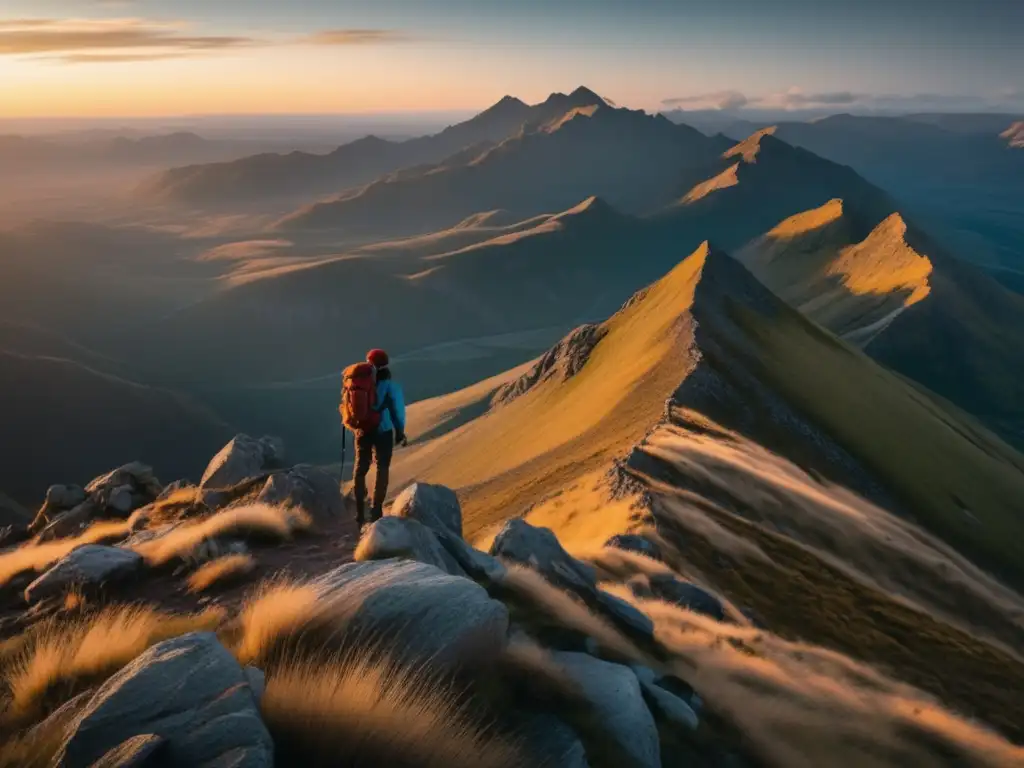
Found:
[1,0,1021,117]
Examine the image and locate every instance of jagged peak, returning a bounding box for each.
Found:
[480,94,530,115]
[723,126,778,163]
[538,85,608,111]
[689,241,785,318]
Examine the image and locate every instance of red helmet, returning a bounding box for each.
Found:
[366,348,389,368]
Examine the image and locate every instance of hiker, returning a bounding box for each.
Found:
[340,348,407,528]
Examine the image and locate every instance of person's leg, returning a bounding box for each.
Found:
[370,430,395,520]
[352,431,373,526]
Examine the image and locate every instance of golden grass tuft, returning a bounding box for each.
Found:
[0,520,135,588]
[230,580,325,667]
[0,604,224,728]
[261,652,525,768]
[133,503,310,567]
[187,553,257,593]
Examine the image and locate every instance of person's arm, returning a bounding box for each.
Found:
[393,382,407,444]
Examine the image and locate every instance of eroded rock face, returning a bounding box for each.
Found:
[59,632,273,768]
[388,482,463,538]
[24,545,142,604]
[552,652,661,768]
[494,324,607,406]
[200,434,285,490]
[311,559,509,669]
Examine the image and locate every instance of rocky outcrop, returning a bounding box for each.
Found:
[605,534,661,561]
[494,324,607,406]
[553,652,661,768]
[59,632,272,767]
[200,434,284,490]
[24,545,142,604]
[311,559,509,669]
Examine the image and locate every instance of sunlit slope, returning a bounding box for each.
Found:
[394,243,714,530]
[737,199,1024,448]
[397,242,1024,589]
[738,200,933,342]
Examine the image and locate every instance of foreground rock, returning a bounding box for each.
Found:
[59,632,272,767]
[24,545,142,604]
[312,559,509,669]
[200,434,284,489]
[86,462,163,513]
[553,651,661,768]
[89,734,167,768]
[388,482,463,537]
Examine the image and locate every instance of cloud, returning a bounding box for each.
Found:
[0,17,256,61]
[300,29,410,45]
[663,85,1024,115]
[662,90,749,110]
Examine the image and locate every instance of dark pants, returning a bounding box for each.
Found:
[352,429,394,525]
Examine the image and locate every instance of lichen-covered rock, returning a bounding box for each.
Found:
[552,652,661,768]
[311,559,509,669]
[356,516,467,577]
[200,434,284,489]
[59,632,273,767]
[24,545,142,603]
[388,482,463,538]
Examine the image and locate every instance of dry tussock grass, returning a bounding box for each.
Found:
[133,502,310,566]
[0,604,224,728]
[631,593,1024,768]
[0,520,135,588]
[187,553,256,593]
[497,563,647,664]
[262,653,525,768]
[229,580,325,667]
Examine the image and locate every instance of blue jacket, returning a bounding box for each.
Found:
[375,378,406,434]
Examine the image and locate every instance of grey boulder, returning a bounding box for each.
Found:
[257,464,342,525]
[311,559,509,669]
[357,516,467,577]
[86,462,162,504]
[38,500,99,541]
[200,434,284,489]
[631,666,699,732]
[552,652,661,768]
[58,632,273,768]
[24,545,142,604]
[388,482,463,538]
[490,519,597,594]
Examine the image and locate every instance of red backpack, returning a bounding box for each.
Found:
[341,362,381,433]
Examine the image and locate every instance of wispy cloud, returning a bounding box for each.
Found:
[662,90,749,110]
[0,17,256,61]
[300,29,411,46]
[663,86,1024,114]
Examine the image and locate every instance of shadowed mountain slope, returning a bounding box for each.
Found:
[0,351,233,504]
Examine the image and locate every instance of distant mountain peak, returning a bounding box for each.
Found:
[540,86,608,111]
[550,195,618,223]
[766,198,846,238]
[724,126,778,163]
